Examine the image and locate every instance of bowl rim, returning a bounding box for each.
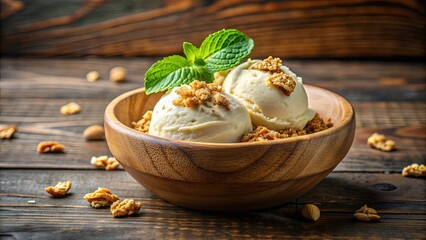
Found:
[104,84,354,148]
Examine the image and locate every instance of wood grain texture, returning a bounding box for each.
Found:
[0,58,425,238]
[1,170,425,239]
[1,0,425,58]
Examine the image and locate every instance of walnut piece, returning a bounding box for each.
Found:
[172,80,230,110]
[110,66,126,82]
[0,125,17,139]
[37,141,65,153]
[60,102,81,115]
[249,56,283,72]
[402,163,426,178]
[241,114,331,142]
[45,180,72,198]
[84,187,120,208]
[353,204,380,221]
[132,110,152,133]
[90,155,120,170]
[367,133,395,152]
[86,71,100,82]
[110,199,142,217]
[265,72,296,96]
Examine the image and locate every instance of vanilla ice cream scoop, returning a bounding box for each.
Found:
[149,82,252,143]
[222,59,315,130]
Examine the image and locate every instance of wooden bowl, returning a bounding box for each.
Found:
[104,85,355,211]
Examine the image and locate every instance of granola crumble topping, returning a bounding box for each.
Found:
[265,72,296,96]
[241,113,333,142]
[249,56,283,72]
[172,80,230,110]
[131,110,152,133]
[249,56,296,96]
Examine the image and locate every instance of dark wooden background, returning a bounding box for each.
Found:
[1,0,425,58]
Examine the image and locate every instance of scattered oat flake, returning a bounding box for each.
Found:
[60,102,81,115]
[367,133,395,152]
[110,199,142,217]
[0,125,17,139]
[402,163,426,178]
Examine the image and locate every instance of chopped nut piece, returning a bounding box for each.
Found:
[86,71,100,82]
[110,199,142,217]
[241,126,281,142]
[37,141,65,153]
[0,125,17,139]
[83,125,105,140]
[402,163,426,178]
[265,71,296,96]
[172,80,230,110]
[241,114,331,142]
[45,180,72,198]
[301,204,320,221]
[90,155,120,170]
[132,110,152,133]
[213,70,230,85]
[353,204,380,221]
[110,66,126,82]
[249,56,283,72]
[60,102,81,115]
[367,133,395,152]
[84,187,119,208]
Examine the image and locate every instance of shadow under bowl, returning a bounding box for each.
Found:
[104,85,355,211]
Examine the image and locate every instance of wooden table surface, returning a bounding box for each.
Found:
[0,58,425,239]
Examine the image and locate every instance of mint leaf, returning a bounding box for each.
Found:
[144,55,213,94]
[182,42,199,63]
[144,29,253,94]
[200,29,254,73]
[144,55,191,94]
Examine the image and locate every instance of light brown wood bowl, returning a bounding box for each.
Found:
[104,85,355,211]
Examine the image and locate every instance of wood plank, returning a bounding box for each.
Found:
[1,0,425,58]
[1,58,425,101]
[0,170,425,239]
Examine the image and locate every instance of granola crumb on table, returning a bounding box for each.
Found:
[131,110,152,133]
[37,141,65,153]
[110,199,143,217]
[60,102,81,115]
[84,187,120,208]
[90,155,120,170]
[45,180,72,198]
[0,125,17,139]
[367,133,396,152]
[402,163,426,178]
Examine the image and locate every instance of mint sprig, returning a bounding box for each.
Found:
[144,29,254,94]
